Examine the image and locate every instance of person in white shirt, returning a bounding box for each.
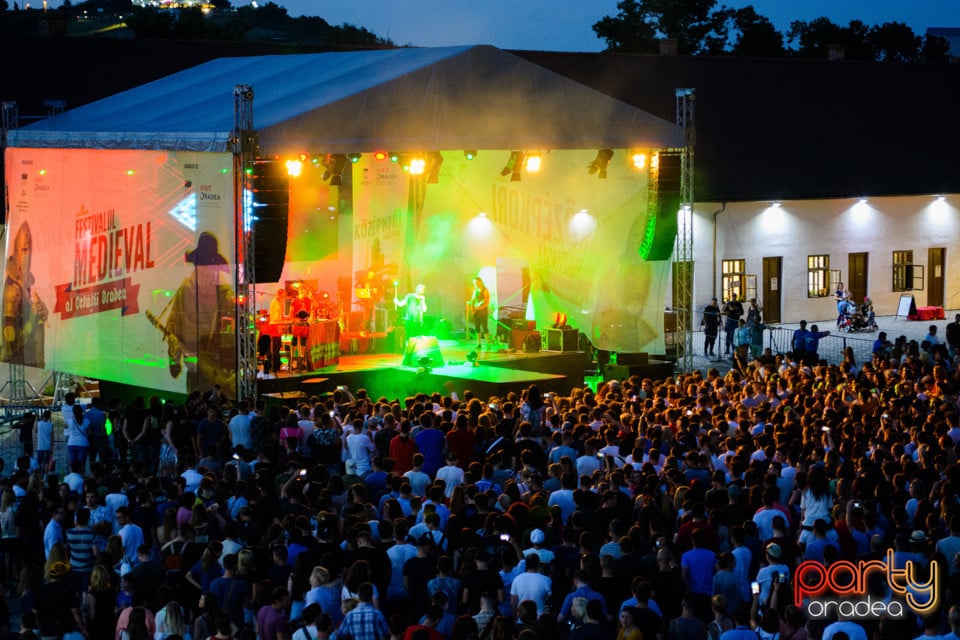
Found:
[346,419,376,476]
[227,400,253,450]
[35,409,54,472]
[435,453,465,498]
[509,553,551,615]
[116,507,145,565]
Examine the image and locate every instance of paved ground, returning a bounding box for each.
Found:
[683,310,958,375]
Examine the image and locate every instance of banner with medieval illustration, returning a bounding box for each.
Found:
[4,147,236,395]
[355,149,669,353]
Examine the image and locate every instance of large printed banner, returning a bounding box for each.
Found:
[350,150,669,353]
[4,148,236,395]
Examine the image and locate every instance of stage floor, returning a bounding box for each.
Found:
[258,337,587,404]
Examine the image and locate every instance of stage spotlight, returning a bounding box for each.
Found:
[630,152,646,170]
[466,350,479,367]
[285,158,303,177]
[426,151,444,184]
[322,153,347,186]
[389,151,400,163]
[409,156,426,175]
[525,152,542,173]
[587,149,614,179]
[374,150,387,161]
[418,356,434,372]
[464,150,477,160]
[500,151,525,181]
[348,153,362,164]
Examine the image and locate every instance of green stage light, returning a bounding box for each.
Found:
[349,153,361,163]
[464,150,477,160]
[389,151,400,163]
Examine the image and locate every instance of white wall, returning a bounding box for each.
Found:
[688,194,960,324]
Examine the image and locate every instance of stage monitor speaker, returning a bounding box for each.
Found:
[639,152,682,262]
[617,352,649,366]
[401,336,445,368]
[546,328,579,352]
[250,159,289,282]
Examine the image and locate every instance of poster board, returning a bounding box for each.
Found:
[3,147,236,395]
[896,294,916,319]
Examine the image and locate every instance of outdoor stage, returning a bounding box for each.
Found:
[257,337,590,404]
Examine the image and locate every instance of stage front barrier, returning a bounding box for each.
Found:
[308,320,340,369]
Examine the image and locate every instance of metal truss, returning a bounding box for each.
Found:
[675,88,696,374]
[232,85,258,401]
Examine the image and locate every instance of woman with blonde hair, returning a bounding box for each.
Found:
[154,599,188,640]
[43,542,68,582]
[83,563,118,639]
[0,489,19,583]
[304,566,342,626]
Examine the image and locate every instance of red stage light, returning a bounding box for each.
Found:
[374,151,387,161]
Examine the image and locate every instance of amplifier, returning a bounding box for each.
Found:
[546,328,578,352]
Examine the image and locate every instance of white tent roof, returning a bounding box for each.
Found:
[9,45,683,153]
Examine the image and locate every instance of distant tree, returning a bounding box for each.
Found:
[920,33,951,63]
[787,17,847,59]
[171,5,205,39]
[123,6,172,37]
[593,0,659,53]
[0,0,8,10]
[713,5,784,57]
[210,0,230,8]
[868,21,921,62]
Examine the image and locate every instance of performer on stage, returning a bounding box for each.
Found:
[394,284,427,338]
[355,270,385,331]
[470,276,490,348]
[290,287,314,371]
[268,287,288,372]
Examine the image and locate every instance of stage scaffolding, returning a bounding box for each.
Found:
[232,85,258,401]
[674,88,695,374]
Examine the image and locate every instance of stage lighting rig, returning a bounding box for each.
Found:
[587,149,614,179]
[500,151,525,182]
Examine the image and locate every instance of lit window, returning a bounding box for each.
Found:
[807,255,829,298]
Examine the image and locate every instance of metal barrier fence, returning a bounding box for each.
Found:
[687,325,875,367]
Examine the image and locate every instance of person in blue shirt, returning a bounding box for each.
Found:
[414,414,445,477]
[559,570,609,624]
[720,603,760,640]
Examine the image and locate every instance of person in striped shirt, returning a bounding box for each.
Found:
[65,507,98,595]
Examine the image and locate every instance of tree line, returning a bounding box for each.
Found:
[593,0,952,62]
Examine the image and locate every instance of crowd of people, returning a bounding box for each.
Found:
[2,330,960,640]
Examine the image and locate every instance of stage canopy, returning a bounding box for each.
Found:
[7,45,683,153]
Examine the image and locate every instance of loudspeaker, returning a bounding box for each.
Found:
[617,352,649,366]
[250,160,289,282]
[639,152,682,261]
[546,328,578,352]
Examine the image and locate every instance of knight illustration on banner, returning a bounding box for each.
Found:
[3,221,48,368]
[147,231,236,394]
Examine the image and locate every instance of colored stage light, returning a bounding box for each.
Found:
[464,150,477,160]
[285,159,303,177]
[348,153,361,163]
[466,351,479,366]
[630,152,646,170]
[374,151,387,161]
[409,157,426,175]
[525,152,542,173]
[389,151,400,162]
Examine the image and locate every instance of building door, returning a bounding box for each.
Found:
[762,257,782,324]
[929,247,945,307]
[849,252,868,303]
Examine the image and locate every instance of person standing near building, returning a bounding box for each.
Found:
[802,324,831,365]
[946,313,960,357]
[792,320,810,364]
[701,297,721,359]
[721,296,743,358]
